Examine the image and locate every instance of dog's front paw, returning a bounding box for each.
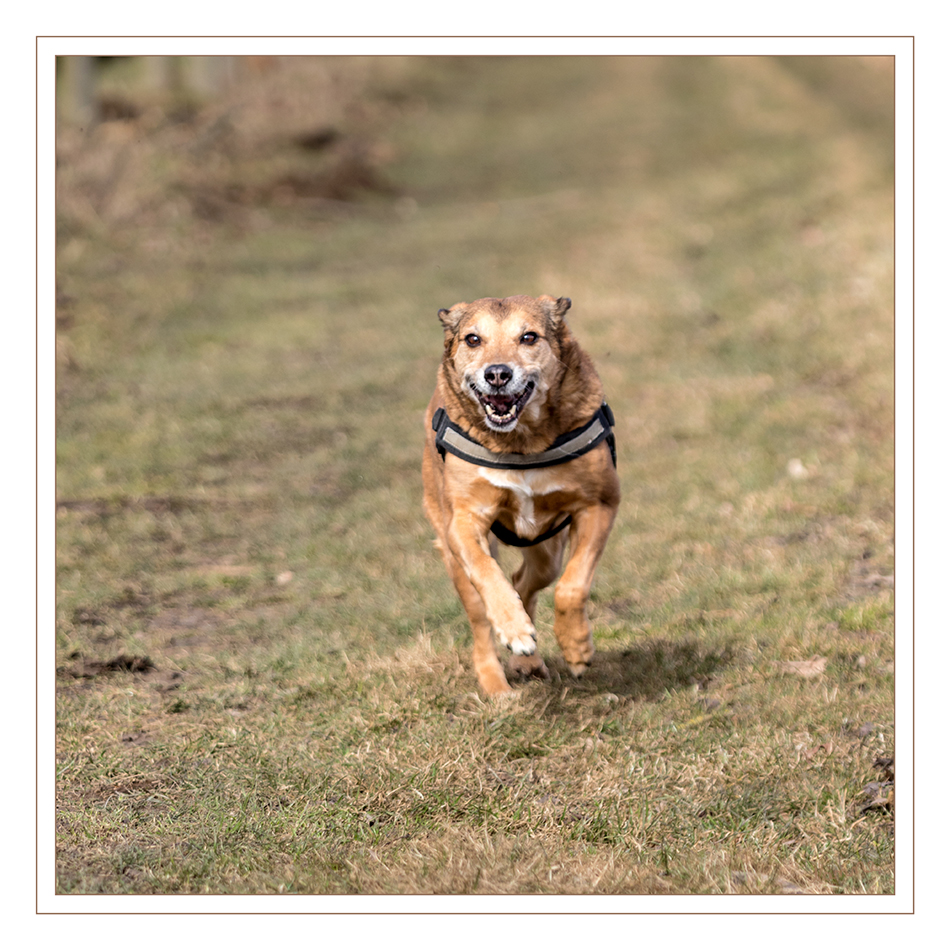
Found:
[498,626,537,656]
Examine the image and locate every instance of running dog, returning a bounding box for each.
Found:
[422,295,620,696]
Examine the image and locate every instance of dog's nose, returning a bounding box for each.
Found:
[484,364,513,388]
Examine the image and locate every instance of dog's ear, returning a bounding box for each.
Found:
[438,303,467,334]
[538,295,572,324]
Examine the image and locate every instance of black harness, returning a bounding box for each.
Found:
[432,402,617,547]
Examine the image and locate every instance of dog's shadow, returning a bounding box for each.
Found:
[532,637,735,705]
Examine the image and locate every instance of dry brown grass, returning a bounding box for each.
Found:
[54,54,894,896]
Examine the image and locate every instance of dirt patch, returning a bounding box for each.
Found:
[61,654,157,677]
[188,152,400,222]
[81,774,161,804]
[859,755,895,825]
[58,653,183,693]
[844,561,895,600]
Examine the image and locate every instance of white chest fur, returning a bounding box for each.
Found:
[477,467,566,539]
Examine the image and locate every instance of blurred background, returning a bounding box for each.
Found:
[55,52,895,686]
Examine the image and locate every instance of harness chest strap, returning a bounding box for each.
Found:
[431,402,617,547]
[432,402,616,469]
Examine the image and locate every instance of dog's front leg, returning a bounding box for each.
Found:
[553,501,617,676]
[447,512,539,660]
[441,547,512,696]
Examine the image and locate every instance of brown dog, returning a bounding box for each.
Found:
[422,295,620,696]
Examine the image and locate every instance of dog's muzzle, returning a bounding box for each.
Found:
[469,364,536,431]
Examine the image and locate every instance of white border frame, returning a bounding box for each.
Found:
[35,34,914,920]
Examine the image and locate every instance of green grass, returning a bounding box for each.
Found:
[55,54,894,895]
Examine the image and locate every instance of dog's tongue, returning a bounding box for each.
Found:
[486,394,515,413]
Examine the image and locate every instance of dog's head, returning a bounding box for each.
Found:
[438,295,571,432]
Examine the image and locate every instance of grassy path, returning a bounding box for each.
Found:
[55,55,894,894]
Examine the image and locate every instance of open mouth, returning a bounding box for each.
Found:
[472,381,535,430]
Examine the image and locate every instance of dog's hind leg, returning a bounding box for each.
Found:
[505,535,568,682]
[553,502,617,677]
[511,534,567,623]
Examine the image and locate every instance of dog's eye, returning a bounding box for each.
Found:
[520,332,539,345]
[464,334,481,347]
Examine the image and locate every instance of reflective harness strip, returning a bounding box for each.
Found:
[432,403,617,547]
